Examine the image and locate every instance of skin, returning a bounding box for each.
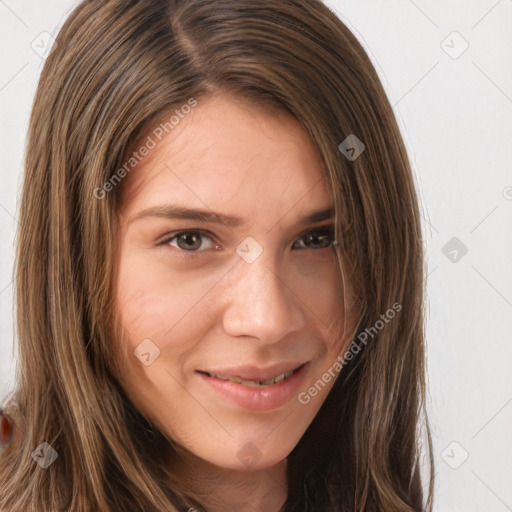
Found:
[113,92,353,512]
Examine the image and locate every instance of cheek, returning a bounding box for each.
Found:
[113,253,223,376]
[292,259,347,339]
[112,259,213,430]
[116,252,207,333]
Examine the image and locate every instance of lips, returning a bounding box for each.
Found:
[196,362,311,411]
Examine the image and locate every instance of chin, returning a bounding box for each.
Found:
[199,436,296,471]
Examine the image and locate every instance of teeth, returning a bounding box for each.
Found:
[212,370,295,386]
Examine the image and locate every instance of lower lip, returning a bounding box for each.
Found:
[197,363,310,411]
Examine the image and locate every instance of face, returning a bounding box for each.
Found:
[113,92,352,471]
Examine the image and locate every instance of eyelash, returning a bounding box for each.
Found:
[157,226,336,259]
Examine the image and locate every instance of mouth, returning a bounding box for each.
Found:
[196,364,305,387]
[195,362,311,411]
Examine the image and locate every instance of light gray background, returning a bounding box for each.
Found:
[1,1,511,511]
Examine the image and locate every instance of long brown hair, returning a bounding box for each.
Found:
[0,0,434,510]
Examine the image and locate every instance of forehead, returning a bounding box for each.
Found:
[119,93,330,220]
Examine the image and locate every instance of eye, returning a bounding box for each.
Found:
[158,230,218,254]
[292,226,336,250]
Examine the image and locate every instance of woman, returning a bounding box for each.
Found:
[0,0,434,510]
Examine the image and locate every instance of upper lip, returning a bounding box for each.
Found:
[196,361,308,381]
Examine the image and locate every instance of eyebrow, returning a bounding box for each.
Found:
[129,204,334,228]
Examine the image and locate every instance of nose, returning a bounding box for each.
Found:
[221,250,307,344]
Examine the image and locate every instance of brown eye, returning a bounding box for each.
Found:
[175,231,203,251]
[292,228,335,250]
[0,410,15,447]
[160,230,217,252]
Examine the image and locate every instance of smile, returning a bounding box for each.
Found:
[200,368,297,387]
[196,362,310,411]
